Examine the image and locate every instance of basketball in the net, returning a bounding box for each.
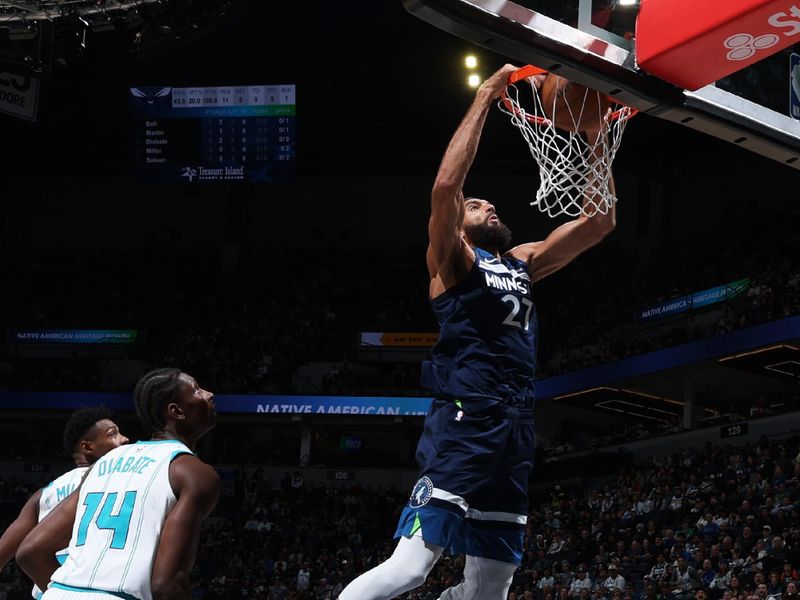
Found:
[539,73,612,132]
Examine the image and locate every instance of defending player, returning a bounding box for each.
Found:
[338,63,616,600]
[16,368,220,600]
[0,406,129,599]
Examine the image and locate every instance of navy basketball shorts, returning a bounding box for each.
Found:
[394,398,535,565]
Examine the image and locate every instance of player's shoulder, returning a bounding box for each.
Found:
[170,454,219,488]
[45,463,90,488]
[505,241,543,264]
[121,438,194,460]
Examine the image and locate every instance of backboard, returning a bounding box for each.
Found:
[403,0,800,170]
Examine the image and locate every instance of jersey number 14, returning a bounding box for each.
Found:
[76,491,138,550]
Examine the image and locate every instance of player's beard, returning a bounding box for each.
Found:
[464,219,513,253]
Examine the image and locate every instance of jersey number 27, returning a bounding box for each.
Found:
[501,294,533,331]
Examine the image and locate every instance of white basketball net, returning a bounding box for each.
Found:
[498,75,635,218]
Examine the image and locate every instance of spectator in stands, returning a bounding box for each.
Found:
[539,568,557,595]
[711,560,732,596]
[570,568,593,599]
[591,585,608,600]
[741,525,757,554]
[574,530,594,565]
[635,494,653,518]
[760,526,774,552]
[780,562,798,586]
[269,576,289,600]
[297,561,311,592]
[699,559,715,588]
[671,556,701,599]
[548,533,567,559]
[603,564,626,592]
[558,560,576,589]
[639,581,659,600]
[315,576,334,599]
[645,552,669,584]
[548,512,564,531]
[764,537,789,573]
[698,513,721,542]
[766,571,784,598]
[729,576,745,599]
[756,583,770,600]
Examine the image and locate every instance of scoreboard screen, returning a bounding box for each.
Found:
[130,84,295,184]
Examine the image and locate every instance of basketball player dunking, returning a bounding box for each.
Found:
[338,64,616,600]
[17,369,220,600]
[0,407,128,600]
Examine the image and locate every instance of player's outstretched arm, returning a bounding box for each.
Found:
[0,488,41,571]
[151,455,220,600]
[427,64,518,284]
[16,489,78,591]
[508,126,616,282]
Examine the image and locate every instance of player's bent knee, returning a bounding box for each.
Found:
[476,557,516,598]
[456,556,517,600]
[438,579,479,600]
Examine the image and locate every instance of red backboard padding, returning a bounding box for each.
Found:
[636,0,800,90]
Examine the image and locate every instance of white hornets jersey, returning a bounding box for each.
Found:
[39,466,89,520]
[48,440,193,600]
[33,466,89,599]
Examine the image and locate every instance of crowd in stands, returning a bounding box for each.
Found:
[1,207,797,397]
[0,244,432,396]
[536,208,800,378]
[2,426,799,600]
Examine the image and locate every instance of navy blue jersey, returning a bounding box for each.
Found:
[421,247,538,409]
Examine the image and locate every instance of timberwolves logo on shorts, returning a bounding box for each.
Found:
[409,476,433,508]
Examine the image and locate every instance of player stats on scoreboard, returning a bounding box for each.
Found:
[130,84,295,184]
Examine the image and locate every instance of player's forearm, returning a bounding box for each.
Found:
[0,491,40,570]
[152,550,196,600]
[151,536,200,600]
[583,197,616,234]
[0,519,31,570]
[16,504,72,591]
[432,87,494,207]
[152,577,192,600]
[15,546,60,593]
[581,130,617,229]
[574,186,615,247]
[588,171,616,230]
